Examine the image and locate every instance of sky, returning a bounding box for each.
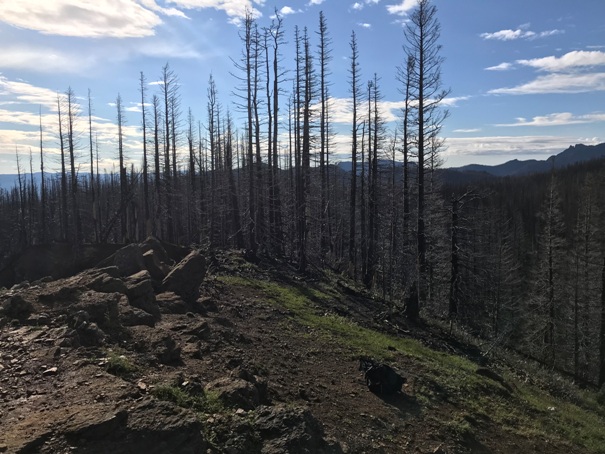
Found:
[0,0,604,175]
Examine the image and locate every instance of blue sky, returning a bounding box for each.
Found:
[0,0,604,174]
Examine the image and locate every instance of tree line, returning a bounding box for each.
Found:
[1,0,604,387]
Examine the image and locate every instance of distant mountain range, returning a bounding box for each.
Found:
[1,143,604,191]
[450,142,605,178]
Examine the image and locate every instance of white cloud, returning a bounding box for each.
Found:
[308,0,326,4]
[0,76,60,110]
[0,76,145,174]
[0,46,97,74]
[168,0,264,24]
[386,0,417,16]
[279,6,299,15]
[517,50,605,72]
[139,0,188,18]
[485,62,513,71]
[358,23,372,28]
[495,112,605,127]
[489,72,605,95]
[352,2,363,10]
[480,27,563,41]
[0,0,165,38]
[453,128,481,133]
[441,96,470,107]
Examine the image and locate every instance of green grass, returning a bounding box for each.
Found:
[218,274,605,453]
[105,351,138,379]
[152,385,225,415]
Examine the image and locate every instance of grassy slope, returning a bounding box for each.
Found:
[219,274,605,454]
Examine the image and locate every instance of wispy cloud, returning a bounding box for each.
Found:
[495,112,605,127]
[485,62,513,71]
[453,128,481,133]
[170,0,264,24]
[0,75,145,173]
[0,0,166,38]
[517,50,605,72]
[0,76,60,110]
[358,23,372,29]
[490,72,605,95]
[488,50,605,95]
[386,0,416,16]
[480,26,564,41]
[0,46,97,74]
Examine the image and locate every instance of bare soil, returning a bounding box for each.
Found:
[0,249,593,453]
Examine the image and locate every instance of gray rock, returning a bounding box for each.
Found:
[162,251,206,303]
[125,271,159,318]
[1,295,33,321]
[143,250,171,282]
[70,291,120,329]
[204,378,260,411]
[156,292,188,314]
[76,321,106,347]
[118,297,156,327]
[86,273,128,294]
[254,404,342,454]
[113,244,145,277]
[185,321,211,340]
[140,236,172,265]
[154,334,181,364]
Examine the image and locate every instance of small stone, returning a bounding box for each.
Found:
[235,408,246,416]
[42,367,58,376]
[137,381,148,392]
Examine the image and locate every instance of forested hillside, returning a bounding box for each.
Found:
[1,0,604,391]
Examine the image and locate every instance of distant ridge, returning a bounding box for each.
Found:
[451,142,605,177]
[2,143,604,190]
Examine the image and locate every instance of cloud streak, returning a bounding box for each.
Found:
[0,0,164,38]
[517,50,605,72]
[489,72,605,95]
[385,0,416,16]
[480,27,563,41]
[495,112,605,127]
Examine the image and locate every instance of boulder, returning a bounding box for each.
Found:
[69,291,120,329]
[113,244,145,277]
[156,292,188,314]
[154,334,182,364]
[254,404,341,454]
[118,296,156,327]
[1,295,33,321]
[143,250,170,282]
[140,236,172,265]
[162,251,206,303]
[86,273,128,294]
[125,271,159,318]
[185,321,211,341]
[204,377,260,411]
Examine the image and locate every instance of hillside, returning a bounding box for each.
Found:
[1,243,604,453]
[452,143,605,177]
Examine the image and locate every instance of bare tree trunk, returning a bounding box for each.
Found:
[66,88,82,244]
[349,31,360,278]
[39,107,47,243]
